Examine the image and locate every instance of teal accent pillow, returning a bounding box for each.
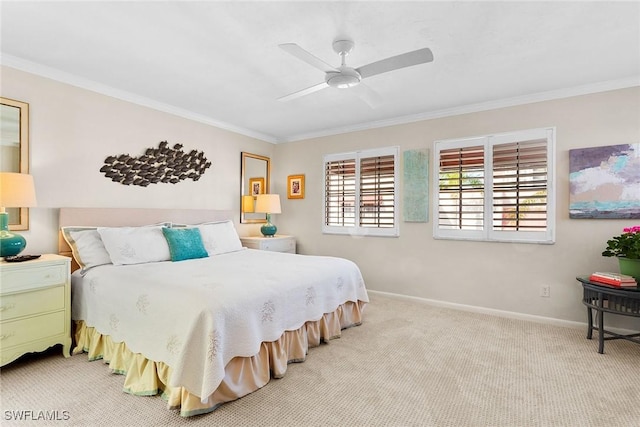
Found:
[161,227,209,262]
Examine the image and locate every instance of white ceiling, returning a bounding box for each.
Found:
[1,1,639,143]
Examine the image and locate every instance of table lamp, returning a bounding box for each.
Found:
[0,172,37,257]
[255,194,281,237]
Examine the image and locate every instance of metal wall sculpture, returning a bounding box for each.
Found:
[100,141,211,186]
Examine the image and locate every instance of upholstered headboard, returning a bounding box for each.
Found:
[58,207,235,271]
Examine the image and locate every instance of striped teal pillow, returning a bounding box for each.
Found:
[161,227,208,262]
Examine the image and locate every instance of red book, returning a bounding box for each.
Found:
[589,272,637,287]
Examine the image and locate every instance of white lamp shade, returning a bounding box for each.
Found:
[0,172,37,208]
[255,194,281,214]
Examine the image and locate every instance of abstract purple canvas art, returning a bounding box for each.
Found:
[569,143,640,219]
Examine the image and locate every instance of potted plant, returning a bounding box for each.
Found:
[602,225,640,280]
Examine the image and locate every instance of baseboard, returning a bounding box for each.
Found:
[367,290,637,335]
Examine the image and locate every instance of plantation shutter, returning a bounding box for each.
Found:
[323,146,399,237]
[434,127,555,243]
[359,154,395,228]
[437,145,485,230]
[492,139,548,231]
[324,158,356,227]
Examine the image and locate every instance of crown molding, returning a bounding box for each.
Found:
[2,53,637,145]
[280,76,640,143]
[0,53,278,144]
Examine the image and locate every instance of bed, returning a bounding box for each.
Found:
[58,208,368,417]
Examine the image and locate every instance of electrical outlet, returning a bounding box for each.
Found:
[540,285,551,297]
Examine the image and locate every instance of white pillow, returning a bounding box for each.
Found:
[192,220,244,256]
[98,226,171,265]
[61,226,112,274]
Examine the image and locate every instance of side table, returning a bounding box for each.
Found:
[240,235,296,254]
[1,254,72,366]
[576,276,640,354]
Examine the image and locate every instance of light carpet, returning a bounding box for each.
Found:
[1,293,639,427]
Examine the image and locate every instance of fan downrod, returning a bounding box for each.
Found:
[327,39,360,89]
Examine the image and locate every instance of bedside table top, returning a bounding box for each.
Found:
[240,235,292,240]
[0,254,70,267]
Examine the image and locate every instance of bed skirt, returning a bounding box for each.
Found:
[72,300,366,417]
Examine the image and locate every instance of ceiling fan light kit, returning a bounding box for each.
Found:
[278,38,434,103]
[327,69,361,89]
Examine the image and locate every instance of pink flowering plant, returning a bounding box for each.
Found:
[602,225,640,259]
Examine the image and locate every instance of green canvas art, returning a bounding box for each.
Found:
[403,149,429,222]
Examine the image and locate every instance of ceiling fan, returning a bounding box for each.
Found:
[278,39,434,106]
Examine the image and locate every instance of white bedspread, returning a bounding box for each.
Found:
[71,249,368,400]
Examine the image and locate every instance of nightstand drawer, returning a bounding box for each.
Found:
[0,285,65,321]
[0,263,67,293]
[241,236,296,254]
[0,310,66,348]
[261,239,295,253]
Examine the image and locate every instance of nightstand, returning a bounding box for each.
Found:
[240,235,296,254]
[0,254,72,366]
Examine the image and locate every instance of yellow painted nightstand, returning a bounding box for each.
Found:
[0,254,72,366]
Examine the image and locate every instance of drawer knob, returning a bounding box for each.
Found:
[0,331,15,341]
[0,303,16,312]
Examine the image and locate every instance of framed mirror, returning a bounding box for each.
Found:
[240,152,270,223]
[0,97,30,230]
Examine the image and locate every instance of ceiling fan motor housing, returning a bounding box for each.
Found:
[326,68,361,89]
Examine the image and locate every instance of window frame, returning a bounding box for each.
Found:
[323,146,400,237]
[433,127,556,244]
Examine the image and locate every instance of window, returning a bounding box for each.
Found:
[434,128,555,244]
[324,146,399,237]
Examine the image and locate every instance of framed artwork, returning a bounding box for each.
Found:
[249,177,265,196]
[287,174,305,199]
[569,143,640,219]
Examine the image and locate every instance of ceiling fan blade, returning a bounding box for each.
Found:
[357,47,434,79]
[351,83,384,109]
[279,43,337,73]
[278,81,329,102]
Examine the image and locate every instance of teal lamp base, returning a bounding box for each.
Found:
[0,212,26,257]
[260,213,277,237]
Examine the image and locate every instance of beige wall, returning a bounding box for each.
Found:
[274,87,640,325]
[3,63,638,327]
[0,66,273,251]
